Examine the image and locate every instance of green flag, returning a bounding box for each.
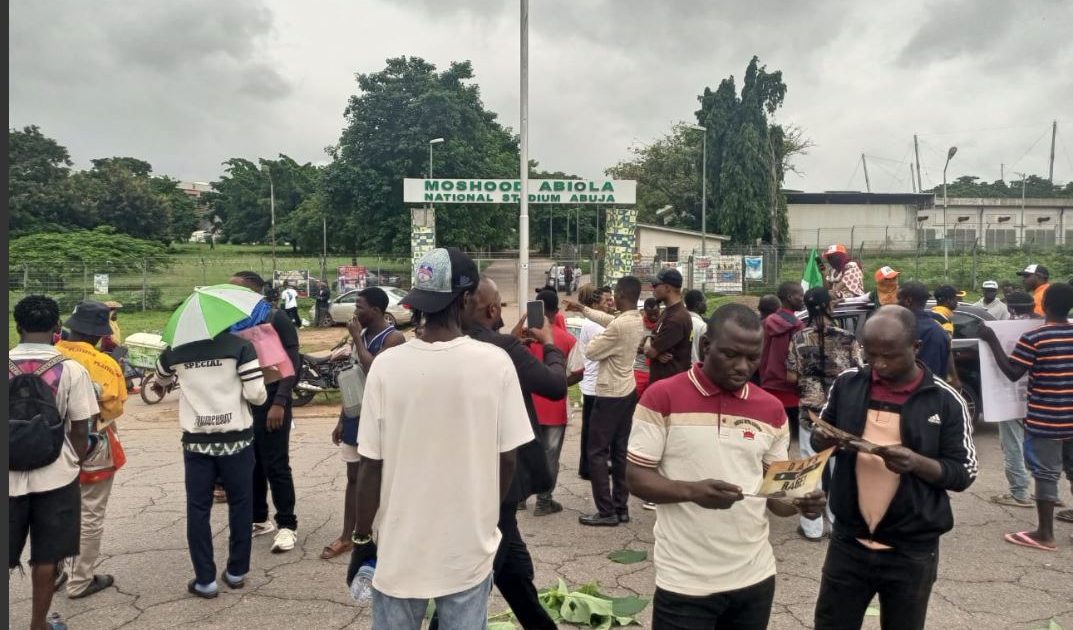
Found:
[802,248,824,291]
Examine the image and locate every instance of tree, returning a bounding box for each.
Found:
[8,126,83,235]
[924,174,1073,198]
[696,56,797,245]
[323,57,520,255]
[205,155,320,249]
[606,125,704,230]
[74,159,177,244]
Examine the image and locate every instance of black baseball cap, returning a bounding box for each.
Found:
[934,285,966,302]
[651,267,683,289]
[402,247,479,314]
[64,301,114,337]
[1017,264,1049,278]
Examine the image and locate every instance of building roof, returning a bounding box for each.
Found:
[636,222,730,241]
[786,191,934,207]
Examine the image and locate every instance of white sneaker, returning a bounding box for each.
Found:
[252,521,276,537]
[271,528,297,554]
[642,502,657,511]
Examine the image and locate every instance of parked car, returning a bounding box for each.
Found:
[798,300,995,423]
[308,286,414,328]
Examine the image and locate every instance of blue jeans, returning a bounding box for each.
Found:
[997,420,1031,501]
[184,445,255,586]
[798,416,835,538]
[1024,433,1073,503]
[373,572,493,630]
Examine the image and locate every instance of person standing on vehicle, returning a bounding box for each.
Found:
[230,271,302,554]
[1017,263,1051,316]
[645,268,694,385]
[973,280,1010,321]
[821,244,866,301]
[314,282,332,326]
[55,301,129,599]
[563,265,574,296]
[10,296,97,629]
[874,266,901,306]
[684,289,708,364]
[321,287,405,560]
[979,282,1073,552]
[154,323,267,598]
[759,281,806,436]
[627,304,826,630]
[931,285,964,338]
[280,282,301,328]
[99,301,123,353]
[812,305,976,630]
[898,281,951,379]
[786,287,863,541]
[564,276,646,527]
[348,248,534,630]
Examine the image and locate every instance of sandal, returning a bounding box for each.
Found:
[1004,531,1057,551]
[320,538,353,560]
[1057,509,1073,523]
[214,488,227,503]
[990,493,1034,508]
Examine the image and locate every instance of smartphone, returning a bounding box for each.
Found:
[526,300,545,330]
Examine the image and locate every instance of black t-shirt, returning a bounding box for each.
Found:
[649,301,694,383]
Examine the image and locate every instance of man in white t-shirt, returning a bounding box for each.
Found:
[279,283,301,328]
[572,284,611,481]
[684,289,708,364]
[348,248,533,630]
[9,295,99,630]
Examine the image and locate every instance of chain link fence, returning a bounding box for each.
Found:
[8,256,413,313]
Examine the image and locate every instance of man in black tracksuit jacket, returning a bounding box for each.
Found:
[811,305,976,630]
[432,275,565,630]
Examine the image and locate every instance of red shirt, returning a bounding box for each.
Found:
[870,364,925,405]
[528,324,577,426]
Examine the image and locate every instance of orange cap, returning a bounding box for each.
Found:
[874,266,900,281]
[822,244,847,259]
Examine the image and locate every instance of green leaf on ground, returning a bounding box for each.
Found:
[488,622,517,630]
[610,596,650,617]
[538,579,650,627]
[607,549,648,564]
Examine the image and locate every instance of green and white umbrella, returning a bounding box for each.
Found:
[162,284,265,347]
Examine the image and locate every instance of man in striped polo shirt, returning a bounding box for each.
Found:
[981,282,1073,551]
[626,304,826,629]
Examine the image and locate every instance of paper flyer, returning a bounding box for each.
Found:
[752,447,835,499]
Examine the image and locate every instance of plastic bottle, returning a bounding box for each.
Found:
[349,560,376,604]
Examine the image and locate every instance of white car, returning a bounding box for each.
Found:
[309,286,414,328]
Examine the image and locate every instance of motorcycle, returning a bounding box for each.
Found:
[292,336,353,407]
[139,372,180,405]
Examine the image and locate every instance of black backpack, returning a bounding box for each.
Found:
[8,356,68,471]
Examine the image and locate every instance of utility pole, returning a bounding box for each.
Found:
[861,154,871,193]
[268,168,277,278]
[517,0,530,319]
[1016,171,1027,246]
[914,134,923,191]
[910,164,916,192]
[1001,163,1005,183]
[1049,120,1057,185]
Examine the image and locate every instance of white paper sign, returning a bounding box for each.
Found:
[978,320,1039,422]
[93,274,109,295]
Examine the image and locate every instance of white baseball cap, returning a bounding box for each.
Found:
[982,280,999,290]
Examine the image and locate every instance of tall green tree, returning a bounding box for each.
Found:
[696,56,794,244]
[323,57,519,255]
[205,155,320,249]
[8,126,83,235]
[606,124,704,229]
[925,174,1073,198]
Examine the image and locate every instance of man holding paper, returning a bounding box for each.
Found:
[811,305,976,630]
[626,304,825,630]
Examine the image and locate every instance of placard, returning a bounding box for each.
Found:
[751,448,834,498]
[743,256,764,281]
[93,274,109,295]
[695,256,742,294]
[337,266,367,293]
[978,320,1040,422]
[273,270,310,297]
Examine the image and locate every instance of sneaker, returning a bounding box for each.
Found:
[533,500,563,517]
[252,521,276,537]
[271,528,297,554]
[642,502,657,511]
[990,493,1034,508]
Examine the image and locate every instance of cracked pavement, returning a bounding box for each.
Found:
[9,392,1071,630]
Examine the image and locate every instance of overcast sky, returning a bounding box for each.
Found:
[10,0,1073,192]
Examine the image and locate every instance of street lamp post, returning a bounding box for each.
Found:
[942,146,957,280]
[1015,172,1027,246]
[687,124,708,290]
[518,0,530,319]
[262,162,277,278]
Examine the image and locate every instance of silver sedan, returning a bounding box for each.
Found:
[309,286,414,328]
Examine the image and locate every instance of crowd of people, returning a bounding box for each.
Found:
[8,243,1072,630]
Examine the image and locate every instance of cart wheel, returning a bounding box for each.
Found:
[140,374,165,405]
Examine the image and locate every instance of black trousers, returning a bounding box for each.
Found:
[578,394,596,479]
[285,307,301,328]
[652,576,776,630]
[252,398,298,530]
[429,502,555,630]
[814,535,939,630]
[185,446,254,585]
[587,391,637,516]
